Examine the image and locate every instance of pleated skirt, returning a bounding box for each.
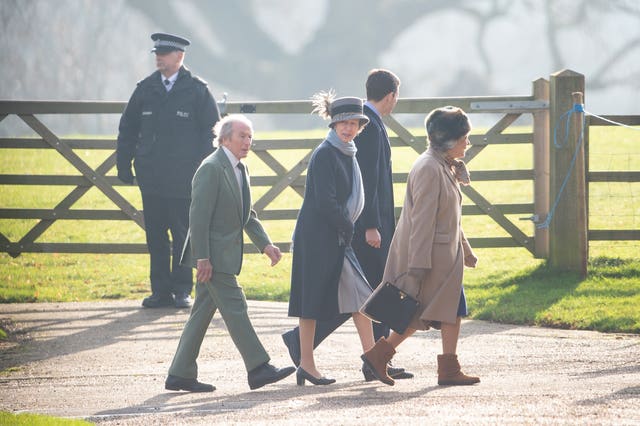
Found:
[337,247,373,314]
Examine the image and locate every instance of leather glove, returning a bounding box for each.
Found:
[343,230,353,247]
[406,267,429,291]
[408,267,429,283]
[117,167,134,184]
[338,232,353,247]
[338,224,354,247]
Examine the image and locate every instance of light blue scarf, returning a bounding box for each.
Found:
[327,129,372,307]
[290,129,365,252]
[326,129,364,223]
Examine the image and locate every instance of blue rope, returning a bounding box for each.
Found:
[537,103,585,230]
[538,103,638,230]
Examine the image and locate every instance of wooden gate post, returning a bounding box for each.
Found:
[532,78,550,258]
[548,70,588,278]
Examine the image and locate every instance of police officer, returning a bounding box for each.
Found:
[117,33,221,309]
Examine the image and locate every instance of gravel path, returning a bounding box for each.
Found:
[0,300,638,425]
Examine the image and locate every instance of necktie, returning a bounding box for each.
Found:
[164,79,170,86]
[237,163,250,217]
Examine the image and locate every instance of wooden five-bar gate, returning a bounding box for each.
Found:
[1,70,638,275]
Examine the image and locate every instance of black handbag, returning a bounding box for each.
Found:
[361,274,420,334]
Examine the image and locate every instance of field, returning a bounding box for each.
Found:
[1,124,639,333]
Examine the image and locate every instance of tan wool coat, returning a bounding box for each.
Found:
[382,147,473,329]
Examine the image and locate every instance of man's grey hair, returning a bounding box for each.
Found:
[213,114,253,147]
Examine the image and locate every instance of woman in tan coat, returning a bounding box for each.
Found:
[361,106,480,386]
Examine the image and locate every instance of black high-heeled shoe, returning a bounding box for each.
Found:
[296,367,336,386]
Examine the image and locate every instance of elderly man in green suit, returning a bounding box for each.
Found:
[165,114,295,392]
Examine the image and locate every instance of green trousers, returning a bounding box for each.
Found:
[168,272,270,379]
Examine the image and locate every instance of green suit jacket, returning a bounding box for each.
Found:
[180,148,272,275]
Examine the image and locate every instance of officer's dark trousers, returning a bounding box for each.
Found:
[141,193,193,297]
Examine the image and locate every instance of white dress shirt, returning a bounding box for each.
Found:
[221,146,244,197]
[162,71,178,91]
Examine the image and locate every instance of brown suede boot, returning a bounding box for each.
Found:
[361,337,396,386]
[437,354,480,386]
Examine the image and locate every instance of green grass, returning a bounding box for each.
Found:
[0,126,638,334]
[0,412,92,425]
[463,250,640,333]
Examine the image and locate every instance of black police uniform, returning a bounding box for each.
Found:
[117,65,220,305]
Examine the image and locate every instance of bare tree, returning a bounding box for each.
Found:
[126,0,466,98]
[0,0,150,134]
[1,0,638,129]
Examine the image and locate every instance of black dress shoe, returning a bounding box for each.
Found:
[247,362,296,390]
[174,293,192,309]
[362,363,414,381]
[390,368,414,380]
[281,330,301,367]
[142,294,174,308]
[165,375,215,392]
[296,367,336,386]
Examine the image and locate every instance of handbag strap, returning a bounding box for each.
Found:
[391,271,422,300]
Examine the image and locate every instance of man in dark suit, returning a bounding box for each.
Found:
[282,69,413,380]
[165,115,295,392]
[117,33,221,309]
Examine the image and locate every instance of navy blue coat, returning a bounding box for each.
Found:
[288,140,354,320]
[351,105,396,289]
[116,66,220,198]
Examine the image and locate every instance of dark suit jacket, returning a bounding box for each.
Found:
[180,148,271,275]
[351,105,396,289]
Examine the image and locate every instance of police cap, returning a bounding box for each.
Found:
[150,33,191,53]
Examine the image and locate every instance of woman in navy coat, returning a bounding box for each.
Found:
[288,92,384,385]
